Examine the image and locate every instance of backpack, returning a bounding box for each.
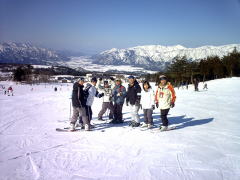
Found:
[83,83,92,101]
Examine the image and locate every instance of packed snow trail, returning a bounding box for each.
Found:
[0,78,240,180]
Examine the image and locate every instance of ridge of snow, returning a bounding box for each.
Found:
[95,44,240,64]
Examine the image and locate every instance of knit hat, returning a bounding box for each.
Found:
[128,75,135,79]
[115,78,122,83]
[78,77,85,81]
[159,75,167,81]
[91,77,97,82]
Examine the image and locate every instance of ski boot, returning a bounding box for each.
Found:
[160,126,168,132]
[70,122,76,131]
[147,124,153,129]
[85,124,90,131]
[75,123,84,129]
[131,121,140,127]
[140,122,148,128]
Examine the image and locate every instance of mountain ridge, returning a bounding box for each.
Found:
[0,42,71,65]
[92,44,240,70]
[1,42,240,72]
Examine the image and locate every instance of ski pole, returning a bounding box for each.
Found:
[106,108,110,123]
[69,99,72,120]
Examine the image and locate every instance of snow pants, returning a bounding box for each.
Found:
[113,103,123,122]
[129,104,140,123]
[79,105,92,124]
[160,108,170,126]
[71,107,89,125]
[86,105,92,122]
[143,109,153,125]
[98,102,114,119]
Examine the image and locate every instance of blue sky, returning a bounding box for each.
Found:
[0,0,240,54]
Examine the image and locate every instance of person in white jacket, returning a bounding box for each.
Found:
[85,77,98,122]
[155,75,176,131]
[140,81,155,129]
[97,80,114,120]
[78,77,98,128]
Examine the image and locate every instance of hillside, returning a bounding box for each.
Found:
[0,78,240,179]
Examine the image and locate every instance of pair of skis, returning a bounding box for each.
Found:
[56,126,106,132]
[56,122,177,132]
[56,127,84,132]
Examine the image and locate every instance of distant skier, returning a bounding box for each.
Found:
[8,86,13,96]
[2,86,7,95]
[140,81,155,129]
[111,79,126,124]
[155,75,176,131]
[126,76,142,127]
[193,78,199,91]
[98,80,114,121]
[181,81,184,89]
[203,82,208,90]
[54,87,57,92]
[70,78,90,131]
[186,81,189,90]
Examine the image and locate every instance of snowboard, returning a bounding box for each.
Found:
[152,126,177,132]
[140,125,177,132]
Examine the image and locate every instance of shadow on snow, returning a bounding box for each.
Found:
[92,113,214,131]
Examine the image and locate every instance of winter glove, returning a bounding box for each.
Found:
[98,93,104,98]
[117,92,122,97]
[156,102,159,108]
[170,102,175,108]
[152,105,155,110]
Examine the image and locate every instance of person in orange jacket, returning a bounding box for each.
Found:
[155,75,176,131]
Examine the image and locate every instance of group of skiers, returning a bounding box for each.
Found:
[1,85,14,96]
[70,75,176,132]
[178,79,208,91]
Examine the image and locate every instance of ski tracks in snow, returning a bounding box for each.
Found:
[28,154,41,180]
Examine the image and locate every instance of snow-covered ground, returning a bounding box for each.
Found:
[59,57,158,74]
[0,78,240,180]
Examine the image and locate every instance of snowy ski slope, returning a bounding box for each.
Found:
[0,78,240,180]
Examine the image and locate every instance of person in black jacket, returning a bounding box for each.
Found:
[70,78,90,131]
[126,76,142,127]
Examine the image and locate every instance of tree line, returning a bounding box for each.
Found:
[145,47,240,86]
[13,65,87,83]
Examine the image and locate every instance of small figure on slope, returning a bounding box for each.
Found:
[8,86,13,96]
[203,82,208,90]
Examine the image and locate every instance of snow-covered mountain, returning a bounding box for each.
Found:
[2,42,240,73]
[92,44,240,70]
[0,42,70,65]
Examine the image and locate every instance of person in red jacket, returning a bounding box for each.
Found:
[8,86,13,96]
[155,75,176,131]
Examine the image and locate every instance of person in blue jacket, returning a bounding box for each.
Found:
[111,79,126,124]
